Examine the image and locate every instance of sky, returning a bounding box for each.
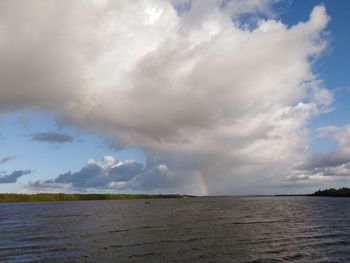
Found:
[0,0,350,195]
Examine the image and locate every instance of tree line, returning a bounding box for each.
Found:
[311,188,350,197]
[0,193,184,203]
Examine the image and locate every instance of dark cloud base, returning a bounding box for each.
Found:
[0,170,31,184]
[29,132,74,144]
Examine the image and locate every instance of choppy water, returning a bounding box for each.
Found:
[1,196,350,262]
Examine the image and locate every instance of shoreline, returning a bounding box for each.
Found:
[2,188,349,203]
[0,193,186,203]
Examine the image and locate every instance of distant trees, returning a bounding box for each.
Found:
[311,188,350,197]
[0,193,183,203]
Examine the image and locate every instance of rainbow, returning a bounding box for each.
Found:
[196,169,208,196]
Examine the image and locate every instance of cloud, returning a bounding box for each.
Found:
[29,132,74,144]
[30,156,188,192]
[287,174,310,182]
[0,156,17,165]
[0,156,32,184]
[0,170,31,183]
[295,124,350,178]
[0,1,333,193]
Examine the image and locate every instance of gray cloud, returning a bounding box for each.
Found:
[29,132,74,144]
[287,175,310,182]
[0,156,31,184]
[295,152,350,172]
[30,156,188,192]
[0,170,31,183]
[0,1,334,193]
[295,125,350,173]
[293,125,350,182]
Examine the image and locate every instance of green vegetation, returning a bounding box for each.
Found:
[311,188,350,197]
[0,193,184,203]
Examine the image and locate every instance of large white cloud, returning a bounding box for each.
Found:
[0,0,334,194]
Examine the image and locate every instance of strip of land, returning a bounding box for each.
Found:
[0,193,185,203]
[310,188,350,197]
[1,188,350,203]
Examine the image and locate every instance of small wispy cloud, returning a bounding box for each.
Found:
[0,156,17,165]
[29,132,74,144]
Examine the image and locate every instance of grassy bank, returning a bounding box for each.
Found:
[0,193,184,203]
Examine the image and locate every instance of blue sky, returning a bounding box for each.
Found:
[0,111,146,192]
[0,0,350,194]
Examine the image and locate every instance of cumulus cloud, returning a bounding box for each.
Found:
[295,125,350,178]
[0,1,334,193]
[28,132,74,144]
[30,156,188,192]
[0,170,31,184]
[0,156,31,184]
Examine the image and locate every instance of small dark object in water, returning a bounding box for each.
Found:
[145,201,151,204]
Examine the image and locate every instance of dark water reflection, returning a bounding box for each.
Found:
[1,197,350,262]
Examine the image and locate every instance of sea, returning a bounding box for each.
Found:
[1,196,350,262]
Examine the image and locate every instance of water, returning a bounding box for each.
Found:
[1,196,350,262]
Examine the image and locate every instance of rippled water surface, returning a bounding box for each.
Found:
[1,196,350,262]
